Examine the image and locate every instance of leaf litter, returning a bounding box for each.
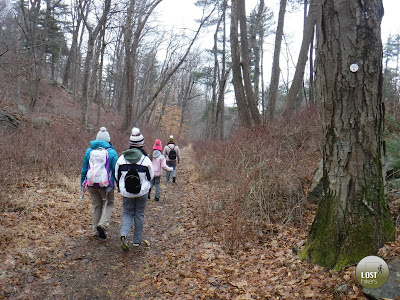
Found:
[1,145,399,299]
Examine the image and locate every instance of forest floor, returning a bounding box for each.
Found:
[1,145,400,299]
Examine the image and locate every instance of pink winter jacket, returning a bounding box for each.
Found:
[152,150,173,177]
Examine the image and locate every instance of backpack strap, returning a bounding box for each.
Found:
[118,156,150,181]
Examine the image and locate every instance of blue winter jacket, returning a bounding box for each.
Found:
[80,140,119,187]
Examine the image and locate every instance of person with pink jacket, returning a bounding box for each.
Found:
[149,139,173,201]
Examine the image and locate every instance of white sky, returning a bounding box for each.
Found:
[155,0,400,105]
[156,0,399,44]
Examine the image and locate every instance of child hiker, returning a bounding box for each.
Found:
[149,139,173,201]
[80,127,118,239]
[115,127,153,250]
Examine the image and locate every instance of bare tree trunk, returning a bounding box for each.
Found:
[300,0,395,270]
[251,0,264,111]
[283,0,316,117]
[267,0,287,120]
[230,0,251,127]
[80,0,111,128]
[63,0,84,89]
[133,9,214,125]
[178,76,193,140]
[122,0,164,131]
[210,12,221,139]
[238,0,261,125]
[19,0,43,109]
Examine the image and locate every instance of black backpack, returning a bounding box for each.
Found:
[123,156,146,194]
[168,145,177,160]
[125,166,141,194]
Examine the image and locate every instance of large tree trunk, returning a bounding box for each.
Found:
[267,0,287,120]
[300,0,395,270]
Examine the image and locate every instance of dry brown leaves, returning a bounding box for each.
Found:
[1,145,399,299]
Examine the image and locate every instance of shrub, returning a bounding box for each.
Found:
[193,106,322,248]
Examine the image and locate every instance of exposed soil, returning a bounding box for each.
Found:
[1,145,399,299]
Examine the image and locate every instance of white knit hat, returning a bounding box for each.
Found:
[96,127,110,142]
[129,127,144,147]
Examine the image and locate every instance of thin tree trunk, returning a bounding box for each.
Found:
[133,8,214,125]
[178,76,193,140]
[238,0,261,125]
[283,0,316,117]
[122,0,163,130]
[63,0,84,89]
[216,2,228,139]
[267,0,287,120]
[230,0,251,127]
[80,0,111,127]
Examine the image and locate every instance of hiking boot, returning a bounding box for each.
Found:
[154,197,159,202]
[121,236,129,251]
[97,225,107,239]
[172,177,176,183]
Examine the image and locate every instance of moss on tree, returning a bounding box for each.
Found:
[300,174,395,270]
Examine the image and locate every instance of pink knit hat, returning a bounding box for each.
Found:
[153,139,162,151]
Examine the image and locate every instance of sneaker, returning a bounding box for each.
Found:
[154,197,159,202]
[97,225,107,239]
[172,177,176,183]
[121,236,129,251]
[132,242,140,247]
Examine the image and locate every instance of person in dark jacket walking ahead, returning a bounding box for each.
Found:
[163,135,181,183]
[115,127,154,250]
[81,127,118,239]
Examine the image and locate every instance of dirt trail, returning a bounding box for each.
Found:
[7,145,217,299]
[3,144,390,299]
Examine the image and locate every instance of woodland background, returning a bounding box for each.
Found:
[1,0,400,299]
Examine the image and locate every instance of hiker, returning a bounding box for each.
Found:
[80,126,118,239]
[115,127,154,250]
[149,139,173,201]
[163,135,181,183]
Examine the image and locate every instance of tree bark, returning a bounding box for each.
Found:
[283,0,316,117]
[122,0,163,130]
[230,0,251,127]
[300,0,395,270]
[238,0,261,125]
[63,0,83,91]
[267,0,287,120]
[80,0,111,127]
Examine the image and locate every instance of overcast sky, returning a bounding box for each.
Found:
[156,0,399,46]
[155,0,400,105]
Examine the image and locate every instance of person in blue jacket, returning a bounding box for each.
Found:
[80,127,118,239]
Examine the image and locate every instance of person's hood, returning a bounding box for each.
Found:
[123,148,143,164]
[152,150,161,158]
[90,140,112,149]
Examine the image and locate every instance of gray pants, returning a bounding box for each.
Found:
[166,161,177,182]
[120,194,148,244]
[88,187,114,236]
[150,176,161,198]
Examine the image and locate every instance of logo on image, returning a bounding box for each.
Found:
[355,256,389,289]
